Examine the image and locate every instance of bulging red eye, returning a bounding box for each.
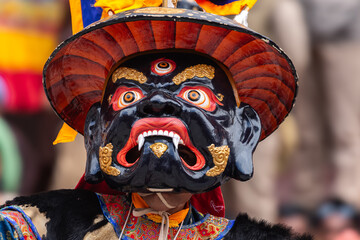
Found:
[151,58,176,76]
[111,87,144,111]
[178,86,223,111]
[123,92,135,103]
[188,90,200,101]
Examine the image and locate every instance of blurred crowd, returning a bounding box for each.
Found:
[0,0,360,239]
[278,199,360,240]
[0,0,72,199]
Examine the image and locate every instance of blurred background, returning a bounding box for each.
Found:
[0,0,360,239]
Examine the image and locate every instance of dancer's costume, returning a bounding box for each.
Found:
[0,0,311,239]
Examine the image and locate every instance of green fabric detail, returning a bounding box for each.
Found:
[0,117,22,192]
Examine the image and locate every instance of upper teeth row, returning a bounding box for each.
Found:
[137,130,184,150]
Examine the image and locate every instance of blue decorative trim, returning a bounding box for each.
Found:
[181,214,210,229]
[215,219,234,240]
[80,0,103,28]
[1,213,25,240]
[96,194,132,240]
[1,206,42,240]
[96,194,120,235]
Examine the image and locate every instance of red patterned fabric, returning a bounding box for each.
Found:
[1,210,38,240]
[98,193,231,239]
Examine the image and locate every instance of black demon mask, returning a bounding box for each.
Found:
[84,51,261,193]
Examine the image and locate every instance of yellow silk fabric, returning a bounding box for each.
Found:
[53,123,78,145]
[69,0,83,34]
[132,193,189,227]
[94,0,162,14]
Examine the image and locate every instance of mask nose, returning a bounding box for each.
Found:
[137,91,182,117]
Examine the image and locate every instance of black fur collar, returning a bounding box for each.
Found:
[224,213,313,240]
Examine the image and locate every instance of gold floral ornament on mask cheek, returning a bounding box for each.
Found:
[112,67,147,84]
[206,144,230,177]
[99,143,121,176]
[172,64,215,85]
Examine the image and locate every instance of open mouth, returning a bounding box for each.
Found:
[117,118,205,170]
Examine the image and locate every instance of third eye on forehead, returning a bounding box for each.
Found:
[151,58,176,76]
[109,51,235,96]
[112,64,215,86]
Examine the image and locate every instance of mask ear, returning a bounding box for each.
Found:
[84,102,103,183]
[230,103,261,181]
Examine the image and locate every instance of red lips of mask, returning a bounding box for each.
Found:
[117,117,205,171]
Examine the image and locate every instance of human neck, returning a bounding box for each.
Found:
[166,201,187,215]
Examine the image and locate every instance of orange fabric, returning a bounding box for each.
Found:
[132,193,189,227]
[53,123,78,145]
[195,0,257,15]
[69,0,84,34]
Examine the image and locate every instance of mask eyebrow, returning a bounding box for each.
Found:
[112,67,147,84]
[172,64,215,85]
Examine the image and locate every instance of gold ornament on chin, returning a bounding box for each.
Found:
[99,143,121,176]
[206,144,230,177]
[150,142,168,158]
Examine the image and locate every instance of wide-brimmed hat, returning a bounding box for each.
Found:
[43,7,297,140]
